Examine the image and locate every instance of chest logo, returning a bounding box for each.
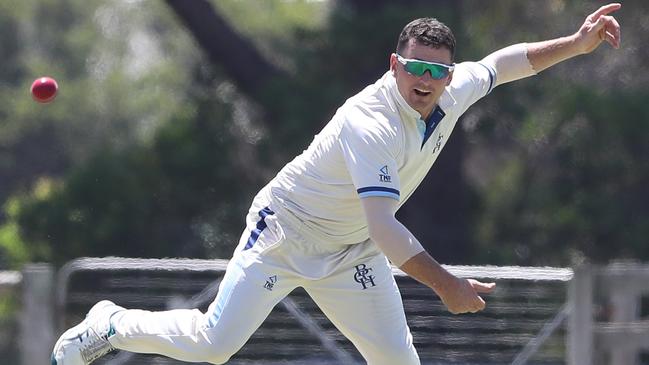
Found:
[379,165,391,183]
[264,275,277,291]
[432,134,444,154]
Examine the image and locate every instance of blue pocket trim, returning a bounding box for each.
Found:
[244,207,275,250]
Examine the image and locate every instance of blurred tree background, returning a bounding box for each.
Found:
[0,0,646,271]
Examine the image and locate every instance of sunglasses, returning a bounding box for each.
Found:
[395,54,454,80]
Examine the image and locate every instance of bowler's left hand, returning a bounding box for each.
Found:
[576,3,621,53]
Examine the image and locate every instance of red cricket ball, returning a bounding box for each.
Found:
[30,77,58,103]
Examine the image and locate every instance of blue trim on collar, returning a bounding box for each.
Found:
[421,105,446,149]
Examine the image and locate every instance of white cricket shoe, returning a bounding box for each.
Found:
[51,300,124,365]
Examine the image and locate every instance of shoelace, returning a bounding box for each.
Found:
[79,327,115,364]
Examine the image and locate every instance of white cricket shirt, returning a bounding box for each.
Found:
[256,61,496,247]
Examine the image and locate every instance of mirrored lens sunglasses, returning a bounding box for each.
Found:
[396,54,454,80]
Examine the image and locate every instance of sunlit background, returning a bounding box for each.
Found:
[1,1,647,364]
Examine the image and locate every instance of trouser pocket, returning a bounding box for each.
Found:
[242,207,285,254]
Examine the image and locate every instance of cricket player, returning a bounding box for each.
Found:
[52,3,621,364]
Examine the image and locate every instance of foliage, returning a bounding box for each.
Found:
[476,88,649,265]
[0,0,208,265]
[14,83,258,264]
[0,0,647,269]
[463,0,649,265]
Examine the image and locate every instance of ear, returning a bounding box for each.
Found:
[389,53,398,75]
[446,70,454,86]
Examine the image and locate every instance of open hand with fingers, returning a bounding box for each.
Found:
[576,3,621,53]
[438,277,496,315]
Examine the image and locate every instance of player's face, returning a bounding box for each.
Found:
[391,39,453,119]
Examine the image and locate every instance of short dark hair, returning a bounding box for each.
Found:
[396,18,456,60]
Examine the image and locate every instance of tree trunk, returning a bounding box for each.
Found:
[165,0,282,101]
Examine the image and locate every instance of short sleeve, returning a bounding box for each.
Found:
[449,61,497,114]
[338,110,401,201]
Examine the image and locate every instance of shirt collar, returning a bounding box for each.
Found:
[384,71,419,119]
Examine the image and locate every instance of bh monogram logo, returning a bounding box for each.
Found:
[264,275,277,291]
[354,264,376,290]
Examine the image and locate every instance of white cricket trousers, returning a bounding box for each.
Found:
[108,205,420,364]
